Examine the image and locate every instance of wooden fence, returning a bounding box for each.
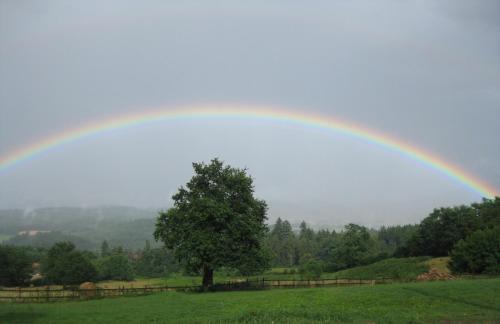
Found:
[0,277,394,303]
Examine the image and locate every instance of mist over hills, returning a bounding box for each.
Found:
[0,204,421,251]
[0,206,159,250]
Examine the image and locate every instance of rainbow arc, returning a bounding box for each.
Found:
[0,104,497,198]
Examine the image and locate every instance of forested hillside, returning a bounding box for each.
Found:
[0,207,158,249]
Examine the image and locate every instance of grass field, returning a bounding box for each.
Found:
[1,278,499,323]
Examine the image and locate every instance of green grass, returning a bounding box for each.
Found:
[1,278,499,323]
[97,274,240,289]
[331,257,432,281]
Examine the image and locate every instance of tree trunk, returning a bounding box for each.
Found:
[202,265,213,291]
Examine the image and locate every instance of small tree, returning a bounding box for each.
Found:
[154,158,269,290]
[298,254,323,279]
[100,240,110,257]
[327,224,375,271]
[43,241,97,285]
[96,254,134,281]
[0,245,32,286]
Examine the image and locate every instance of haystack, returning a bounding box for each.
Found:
[417,268,455,281]
[79,282,98,298]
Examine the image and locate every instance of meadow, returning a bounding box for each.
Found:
[1,278,499,323]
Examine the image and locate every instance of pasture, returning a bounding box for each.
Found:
[1,278,499,323]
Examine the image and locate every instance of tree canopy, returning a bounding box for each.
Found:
[43,241,97,285]
[0,245,32,286]
[154,158,269,289]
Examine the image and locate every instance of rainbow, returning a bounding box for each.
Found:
[0,104,497,198]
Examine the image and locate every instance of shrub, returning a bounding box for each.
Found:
[96,254,134,281]
[0,245,32,286]
[43,241,97,285]
[299,260,323,280]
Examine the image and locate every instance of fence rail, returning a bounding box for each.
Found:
[0,277,397,303]
[3,274,496,303]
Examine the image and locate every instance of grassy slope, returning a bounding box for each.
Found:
[1,279,499,323]
[331,257,434,280]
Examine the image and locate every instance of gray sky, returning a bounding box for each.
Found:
[1,0,499,226]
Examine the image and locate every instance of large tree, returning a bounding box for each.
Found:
[154,158,269,290]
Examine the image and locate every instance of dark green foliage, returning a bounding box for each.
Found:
[450,226,500,274]
[101,240,110,257]
[267,218,296,267]
[472,197,500,228]
[378,224,418,255]
[0,245,32,286]
[96,254,134,281]
[299,259,323,279]
[327,224,377,271]
[154,159,270,289]
[43,241,97,285]
[400,197,500,257]
[134,241,181,277]
[418,206,479,256]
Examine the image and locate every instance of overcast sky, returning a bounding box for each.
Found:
[1,0,499,226]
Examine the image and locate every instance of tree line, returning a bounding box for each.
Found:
[1,196,497,287]
[264,197,499,275]
[0,240,179,287]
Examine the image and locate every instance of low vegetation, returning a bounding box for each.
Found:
[1,279,499,323]
[331,256,431,281]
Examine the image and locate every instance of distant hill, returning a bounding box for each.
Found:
[0,206,159,250]
[5,231,96,250]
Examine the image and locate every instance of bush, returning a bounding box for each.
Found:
[299,260,323,280]
[450,227,500,274]
[0,245,32,286]
[96,254,134,281]
[43,241,97,285]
